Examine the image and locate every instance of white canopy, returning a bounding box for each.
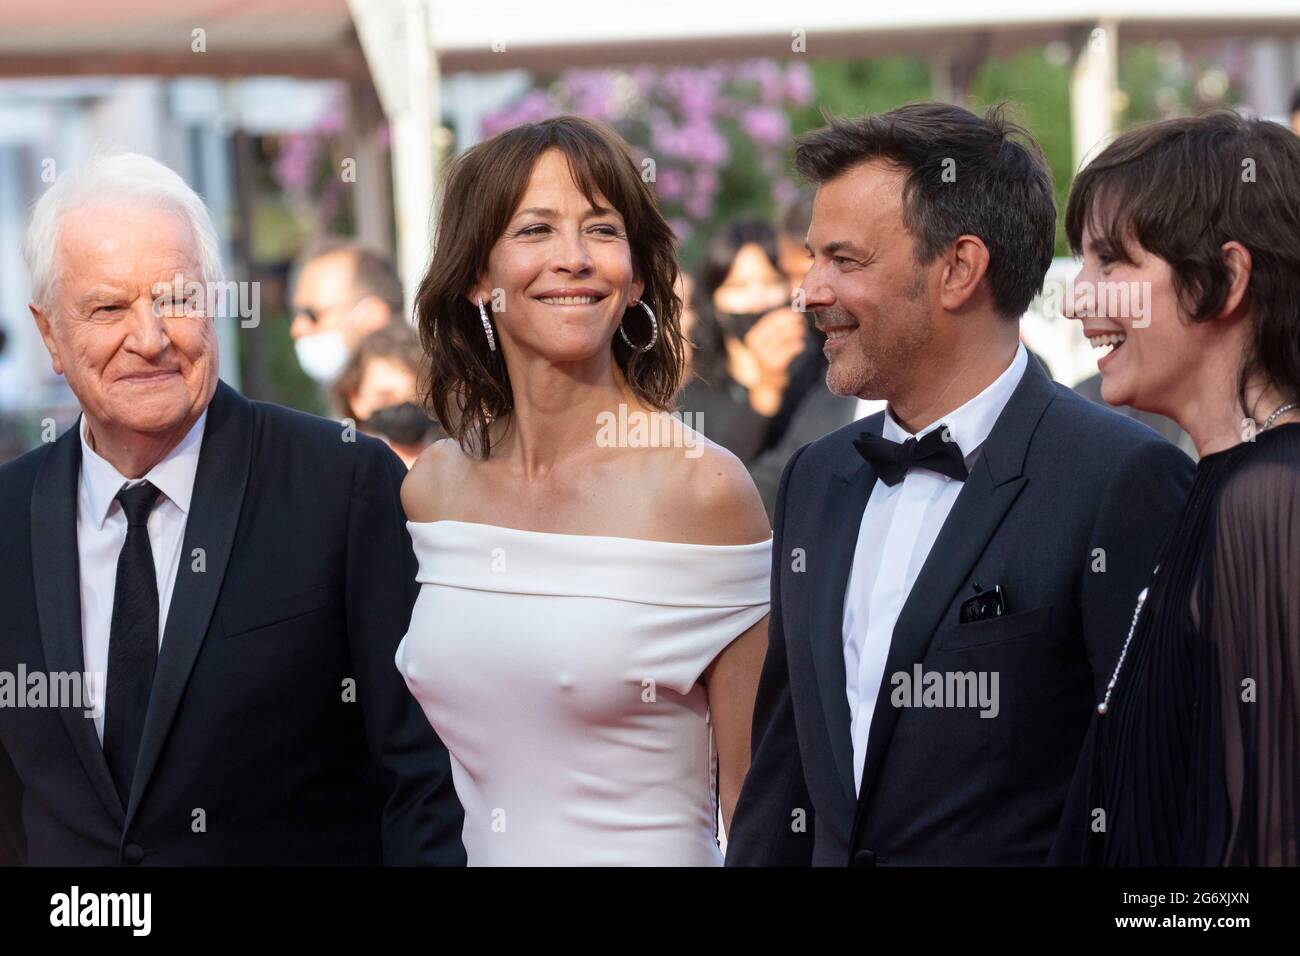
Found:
[3,0,1298,310]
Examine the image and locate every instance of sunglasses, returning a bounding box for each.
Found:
[294,295,372,326]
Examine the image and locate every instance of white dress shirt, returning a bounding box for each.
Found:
[854,397,888,421]
[77,411,206,743]
[842,344,1027,794]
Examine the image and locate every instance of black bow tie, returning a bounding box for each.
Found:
[853,427,968,487]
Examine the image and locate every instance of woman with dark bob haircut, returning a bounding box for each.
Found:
[394,116,772,865]
[1053,111,1299,866]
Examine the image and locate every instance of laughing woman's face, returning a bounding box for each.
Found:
[469,149,643,367]
[1067,219,1198,419]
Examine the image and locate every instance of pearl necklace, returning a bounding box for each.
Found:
[1098,580,1151,715]
[1260,402,1298,432]
[1096,400,1297,717]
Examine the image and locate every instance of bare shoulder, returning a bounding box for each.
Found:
[657,436,771,545]
[401,437,470,523]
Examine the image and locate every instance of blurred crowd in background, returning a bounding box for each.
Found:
[4,18,1300,500]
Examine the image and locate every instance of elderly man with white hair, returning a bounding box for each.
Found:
[0,153,465,866]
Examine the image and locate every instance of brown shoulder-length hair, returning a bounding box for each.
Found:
[1065,110,1300,418]
[414,115,685,458]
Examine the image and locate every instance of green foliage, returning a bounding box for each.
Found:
[794,58,933,132]
[1119,43,1242,126]
[970,49,1074,255]
[236,307,328,416]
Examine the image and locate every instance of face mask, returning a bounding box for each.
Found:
[294,329,349,383]
[716,310,770,340]
[361,402,435,446]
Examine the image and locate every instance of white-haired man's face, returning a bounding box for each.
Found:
[31,203,218,445]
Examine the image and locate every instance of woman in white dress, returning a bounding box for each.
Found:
[396,116,773,865]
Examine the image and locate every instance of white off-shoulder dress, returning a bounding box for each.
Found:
[395,520,772,866]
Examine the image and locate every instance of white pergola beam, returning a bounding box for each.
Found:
[349,0,439,321]
[1070,20,1119,174]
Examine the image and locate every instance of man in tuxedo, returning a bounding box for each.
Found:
[727,103,1195,866]
[0,153,464,865]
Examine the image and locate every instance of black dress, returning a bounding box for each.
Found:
[1054,422,1300,865]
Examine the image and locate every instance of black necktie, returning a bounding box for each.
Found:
[103,480,162,805]
[853,427,968,487]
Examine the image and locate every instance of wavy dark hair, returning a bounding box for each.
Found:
[413,116,684,458]
[1065,110,1300,418]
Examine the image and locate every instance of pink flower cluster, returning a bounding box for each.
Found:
[271,87,353,235]
[481,59,815,242]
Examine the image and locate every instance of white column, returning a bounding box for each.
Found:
[348,0,440,322]
[1244,38,1294,119]
[1070,20,1119,174]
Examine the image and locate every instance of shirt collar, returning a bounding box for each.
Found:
[881,342,1028,464]
[79,410,208,530]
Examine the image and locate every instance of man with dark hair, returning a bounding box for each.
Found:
[290,239,405,385]
[727,102,1195,866]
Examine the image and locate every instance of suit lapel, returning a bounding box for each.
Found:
[805,412,884,806]
[852,358,1058,823]
[30,424,126,825]
[124,380,253,828]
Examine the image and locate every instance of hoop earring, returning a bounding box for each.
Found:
[618,299,658,353]
[478,298,497,352]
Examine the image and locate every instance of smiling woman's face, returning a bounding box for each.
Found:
[470,149,643,364]
[1067,217,1191,417]
[33,203,218,439]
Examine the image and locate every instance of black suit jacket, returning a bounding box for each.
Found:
[1074,372,1198,459]
[0,380,465,865]
[727,357,1195,866]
